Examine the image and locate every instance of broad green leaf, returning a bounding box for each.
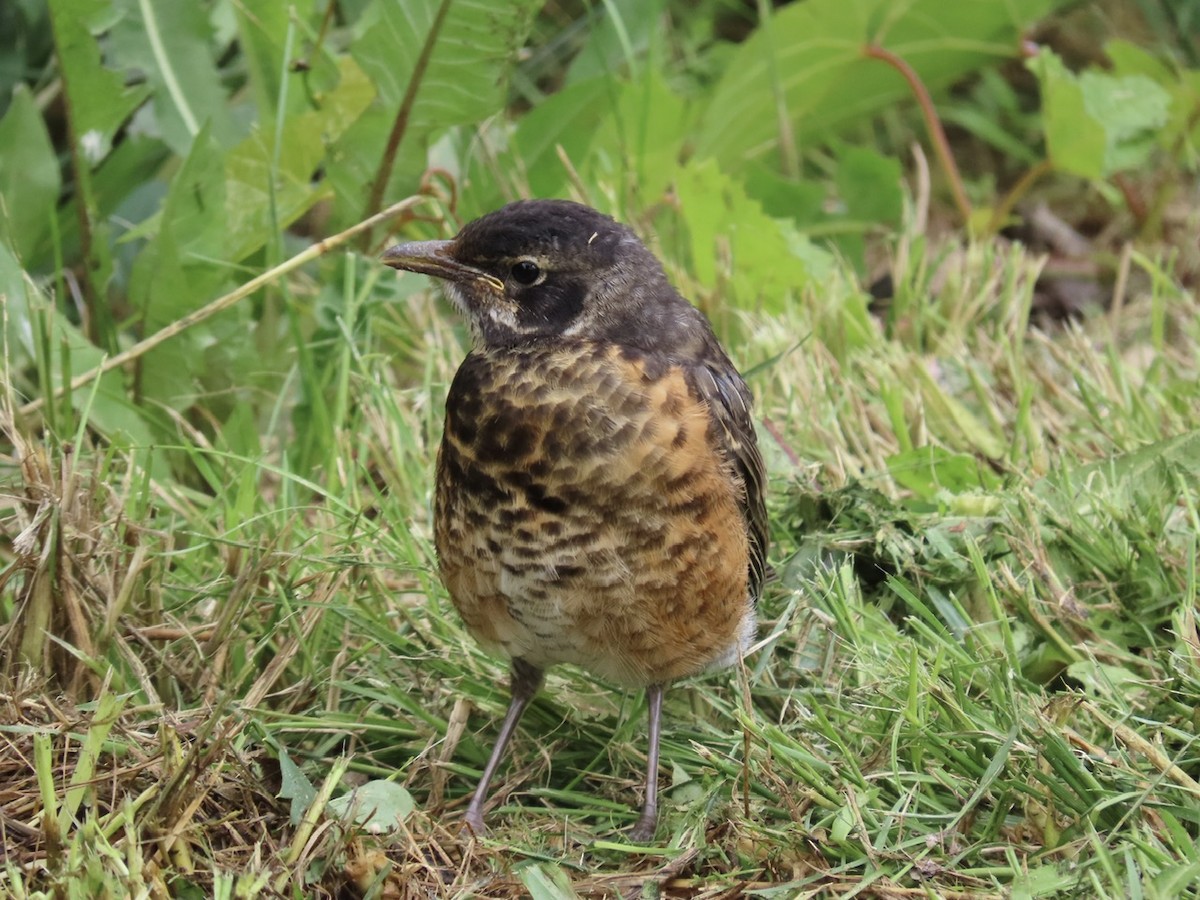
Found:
[0,2,53,113]
[1103,39,1177,85]
[46,0,150,164]
[307,56,378,142]
[225,56,375,260]
[352,0,537,122]
[0,85,60,261]
[159,127,228,264]
[831,144,903,269]
[1050,430,1200,514]
[1029,50,1107,179]
[229,1,348,123]
[887,446,1000,500]
[110,0,239,155]
[130,230,211,409]
[830,800,855,842]
[1078,70,1169,172]
[743,165,826,226]
[507,77,613,202]
[1065,659,1146,700]
[325,104,428,229]
[125,127,229,408]
[564,0,669,85]
[835,146,903,227]
[131,126,227,329]
[231,0,306,122]
[332,0,540,212]
[45,132,170,272]
[327,781,414,833]
[697,0,1070,166]
[1031,49,1171,178]
[1104,41,1200,166]
[223,125,326,262]
[586,71,693,205]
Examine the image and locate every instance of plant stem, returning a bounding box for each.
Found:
[19,196,425,419]
[863,43,972,228]
[358,0,455,250]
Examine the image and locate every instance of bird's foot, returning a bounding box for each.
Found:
[461,809,488,837]
[626,815,657,844]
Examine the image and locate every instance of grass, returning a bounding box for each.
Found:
[2,213,1199,898]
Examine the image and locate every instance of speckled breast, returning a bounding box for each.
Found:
[433,340,754,687]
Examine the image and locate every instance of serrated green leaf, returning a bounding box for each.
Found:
[231,0,306,122]
[352,0,537,124]
[121,126,231,409]
[223,127,322,261]
[0,85,60,261]
[330,0,539,215]
[131,231,214,410]
[670,159,828,311]
[830,144,902,268]
[743,165,827,225]
[1078,70,1170,173]
[1103,39,1177,86]
[1032,48,1171,178]
[130,125,227,328]
[257,55,377,244]
[308,56,378,143]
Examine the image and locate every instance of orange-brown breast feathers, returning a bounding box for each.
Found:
[434,340,761,686]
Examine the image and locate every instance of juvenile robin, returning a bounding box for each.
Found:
[382,199,767,840]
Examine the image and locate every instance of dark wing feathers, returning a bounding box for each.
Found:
[691,363,769,601]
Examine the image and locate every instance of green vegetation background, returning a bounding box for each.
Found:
[1,0,1199,896]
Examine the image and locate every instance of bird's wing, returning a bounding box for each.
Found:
[691,363,769,601]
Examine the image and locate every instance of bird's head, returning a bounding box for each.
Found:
[382,199,697,351]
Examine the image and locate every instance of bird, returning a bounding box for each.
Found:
[381,199,767,841]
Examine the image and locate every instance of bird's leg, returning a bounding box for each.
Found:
[628,683,665,842]
[462,657,544,835]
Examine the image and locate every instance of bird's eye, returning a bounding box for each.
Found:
[510,260,541,285]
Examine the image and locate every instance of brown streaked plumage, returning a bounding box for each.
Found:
[382,199,767,841]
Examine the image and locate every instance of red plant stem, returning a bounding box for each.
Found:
[359,0,454,250]
[761,415,800,467]
[863,43,972,228]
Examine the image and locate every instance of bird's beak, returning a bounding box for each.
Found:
[381,240,504,291]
